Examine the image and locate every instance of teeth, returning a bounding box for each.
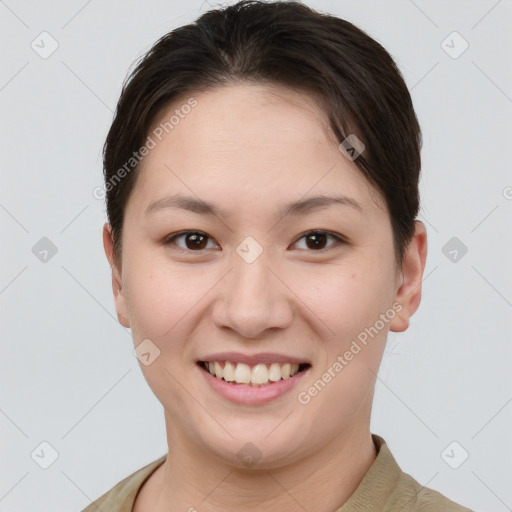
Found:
[234,363,251,384]
[223,361,235,382]
[268,363,282,382]
[214,361,223,379]
[281,363,291,379]
[251,363,269,384]
[204,361,302,386]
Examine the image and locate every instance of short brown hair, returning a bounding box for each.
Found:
[103,0,422,268]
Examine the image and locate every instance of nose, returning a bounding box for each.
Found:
[211,253,294,339]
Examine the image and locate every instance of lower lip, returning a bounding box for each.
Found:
[197,363,311,405]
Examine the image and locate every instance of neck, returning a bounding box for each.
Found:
[143,414,377,512]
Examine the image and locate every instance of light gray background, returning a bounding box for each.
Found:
[1,1,511,511]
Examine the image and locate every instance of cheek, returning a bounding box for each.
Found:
[289,260,394,342]
[122,261,205,409]
[293,267,391,428]
[122,247,220,342]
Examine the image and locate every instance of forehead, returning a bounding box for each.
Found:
[131,82,386,216]
[147,82,335,153]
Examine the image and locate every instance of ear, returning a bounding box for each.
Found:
[103,223,130,328]
[389,220,428,333]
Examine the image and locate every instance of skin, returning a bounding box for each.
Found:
[103,82,427,512]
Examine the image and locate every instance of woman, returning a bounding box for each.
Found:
[83,1,473,510]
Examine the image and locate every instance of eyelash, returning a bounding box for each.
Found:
[163,230,346,253]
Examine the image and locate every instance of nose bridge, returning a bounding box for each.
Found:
[212,245,292,338]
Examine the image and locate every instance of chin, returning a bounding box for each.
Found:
[196,421,309,470]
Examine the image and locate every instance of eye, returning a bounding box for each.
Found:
[291,230,345,251]
[163,229,345,253]
[164,231,219,251]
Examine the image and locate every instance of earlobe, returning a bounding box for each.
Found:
[102,223,130,328]
[389,220,428,333]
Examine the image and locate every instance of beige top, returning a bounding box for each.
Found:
[80,434,473,511]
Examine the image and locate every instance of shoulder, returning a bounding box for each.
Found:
[374,435,473,512]
[389,470,474,511]
[80,455,167,512]
[337,435,474,512]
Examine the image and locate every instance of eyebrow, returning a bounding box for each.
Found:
[145,193,362,218]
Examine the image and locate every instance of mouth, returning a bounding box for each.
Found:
[196,360,312,387]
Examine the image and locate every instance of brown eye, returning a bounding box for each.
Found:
[185,232,208,250]
[305,232,328,249]
[165,231,217,251]
[293,230,344,251]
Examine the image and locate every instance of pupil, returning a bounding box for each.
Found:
[306,232,327,250]
[186,232,207,250]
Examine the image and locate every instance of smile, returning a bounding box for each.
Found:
[198,360,311,387]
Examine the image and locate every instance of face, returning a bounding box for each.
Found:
[104,83,426,469]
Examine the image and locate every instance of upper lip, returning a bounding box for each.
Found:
[197,352,311,366]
